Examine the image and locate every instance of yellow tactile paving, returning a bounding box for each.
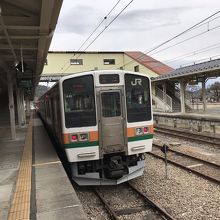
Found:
[8,113,33,220]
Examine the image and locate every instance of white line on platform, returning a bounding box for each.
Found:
[32,160,61,167]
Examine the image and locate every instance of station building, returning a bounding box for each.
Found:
[42,51,173,78]
[42,51,220,121]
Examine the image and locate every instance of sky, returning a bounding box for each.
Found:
[49,0,220,84]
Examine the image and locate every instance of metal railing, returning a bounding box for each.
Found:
[154,87,173,111]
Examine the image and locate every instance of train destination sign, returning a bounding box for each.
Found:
[99,74,120,84]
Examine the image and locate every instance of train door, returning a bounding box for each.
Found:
[98,88,127,156]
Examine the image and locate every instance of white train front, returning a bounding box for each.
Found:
[38,70,154,185]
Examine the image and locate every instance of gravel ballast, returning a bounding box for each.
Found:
[154,133,220,164]
[131,154,220,220]
[75,133,220,219]
[75,187,110,220]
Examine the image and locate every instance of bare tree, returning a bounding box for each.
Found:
[208,82,220,102]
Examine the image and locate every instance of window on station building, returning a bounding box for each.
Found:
[134,65,139,72]
[103,59,115,65]
[70,59,83,65]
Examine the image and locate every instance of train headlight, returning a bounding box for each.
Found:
[135,127,144,136]
[79,133,89,142]
[70,134,78,142]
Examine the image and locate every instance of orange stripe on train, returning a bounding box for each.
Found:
[127,127,135,137]
[63,126,153,143]
[63,133,69,144]
[90,131,98,141]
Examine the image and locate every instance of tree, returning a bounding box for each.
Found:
[208,82,220,102]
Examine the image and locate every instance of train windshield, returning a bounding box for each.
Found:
[63,75,96,128]
[125,74,151,122]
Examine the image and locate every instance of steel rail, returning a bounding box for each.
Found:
[93,187,119,220]
[153,143,220,169]
[155,126,220,147]
[128,182,176,220]
[148,152,220,185]
[94,184,176,220]
[155,126,220,140]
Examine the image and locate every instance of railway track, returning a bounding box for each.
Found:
[93,183,175,220]
[149,144,220,185]
[155,126,220,147]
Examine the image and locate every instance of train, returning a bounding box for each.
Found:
[38,70,153,185]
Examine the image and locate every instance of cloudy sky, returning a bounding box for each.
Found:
[50,0,220,70]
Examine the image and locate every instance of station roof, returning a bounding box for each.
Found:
[124,51,174,75]
[152,58,220,82]
[0,0,63,97]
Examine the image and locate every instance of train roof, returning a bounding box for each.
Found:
[38,70,151,100]
[59,70,151,83]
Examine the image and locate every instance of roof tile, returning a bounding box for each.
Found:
[125,51,174,75]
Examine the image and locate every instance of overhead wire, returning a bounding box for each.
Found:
[136,42,220,71]
[77,0,122,52]
[62,0,134,73]
[179,54,220,67]
[162,43,220,64]
[116,10,220,69]
[130,26,220,71]
[59,0,122,72]
[80,0,134,52]
[149,25,220,56]
[146,11,220,54]
[146,25,220,69]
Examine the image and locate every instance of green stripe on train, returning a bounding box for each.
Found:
[127,134,153,142]
[64,141,99,148]
[64,134,153,148]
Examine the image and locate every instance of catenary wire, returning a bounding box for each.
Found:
[59,0,122,72]
[162,43,220,64]
[62,0,134,73]
[116,10,220,69]
[137,41,220,71]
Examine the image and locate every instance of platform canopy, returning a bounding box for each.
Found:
[151,58,220,83]
[0,0,63,97]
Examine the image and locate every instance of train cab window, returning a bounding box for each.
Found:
[125,74,151,122]
[63,75,96,128]
[101,92,121,117]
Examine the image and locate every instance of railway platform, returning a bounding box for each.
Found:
[0,112,87,220]
[154,111,220,135]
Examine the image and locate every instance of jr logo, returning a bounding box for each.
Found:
[131,78,142,86]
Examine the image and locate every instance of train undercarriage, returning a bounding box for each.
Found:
[71,153,146,185]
